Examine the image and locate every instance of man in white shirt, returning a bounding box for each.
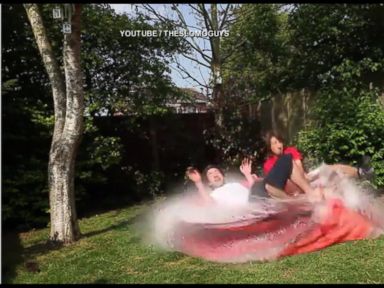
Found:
[185,159,257,206]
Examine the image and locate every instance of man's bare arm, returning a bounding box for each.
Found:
[186,167,214,203]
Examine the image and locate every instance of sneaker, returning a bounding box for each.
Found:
[358,155,375,181]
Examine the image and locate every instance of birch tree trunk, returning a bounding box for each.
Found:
[24,4,83,243]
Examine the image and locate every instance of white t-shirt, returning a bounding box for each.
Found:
[210,182,250,207]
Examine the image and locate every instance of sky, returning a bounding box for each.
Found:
[109,4,212,94]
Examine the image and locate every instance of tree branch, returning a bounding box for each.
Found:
[197,65,210,88]
[187,4,204,18]
[171,4,190,30]
[219,4,231,31]
[185,40,212,64]
[197,4,214,31]
[173,57,209,89]
[181,52,211,69]
[142,4,173,24]
[170,4,212,64]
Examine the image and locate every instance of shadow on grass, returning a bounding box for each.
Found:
[2,233,51,283]
[2,232,24,283]
[23,239,64,258]
[2,204,152,283]
[81,209,149,239]
[20,208,149,257]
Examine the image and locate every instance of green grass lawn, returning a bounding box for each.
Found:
[3,200,384,284]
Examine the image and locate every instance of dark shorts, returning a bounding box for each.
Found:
[249,154,294,200]
[249,180,269,199]
[264,154,293,190]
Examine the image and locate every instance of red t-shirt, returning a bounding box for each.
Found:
[263,146,302,176]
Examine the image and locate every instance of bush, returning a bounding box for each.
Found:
[297,60,384,188]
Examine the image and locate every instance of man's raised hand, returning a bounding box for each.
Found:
[240,157,252,176]
[186,167,202,183]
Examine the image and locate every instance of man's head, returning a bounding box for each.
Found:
[203,165,225,189]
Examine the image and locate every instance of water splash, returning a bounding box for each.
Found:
[144,165,384,263]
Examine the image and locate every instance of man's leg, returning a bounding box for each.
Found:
[329,162,374,181]
[329,164,358,177]
[311,156,374,181]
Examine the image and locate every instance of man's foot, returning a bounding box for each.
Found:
[358,155,375,181]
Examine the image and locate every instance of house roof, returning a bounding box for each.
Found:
[178,87,209,103]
